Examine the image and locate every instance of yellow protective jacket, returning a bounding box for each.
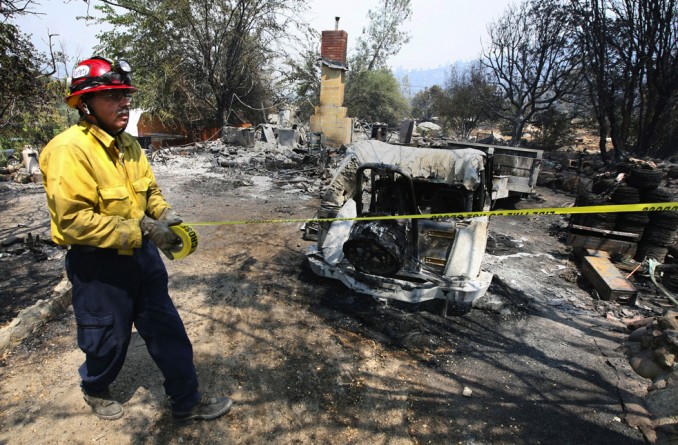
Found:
[40,120,170,251]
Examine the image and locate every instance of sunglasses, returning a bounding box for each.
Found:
[96,91,134,102]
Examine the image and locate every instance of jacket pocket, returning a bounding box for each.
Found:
[75,313,116,358]
[98,186,130,216]
[131,177,151,209]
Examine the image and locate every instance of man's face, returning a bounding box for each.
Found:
[85,90,134,135]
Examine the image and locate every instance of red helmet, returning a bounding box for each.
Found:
[65,57,138,108]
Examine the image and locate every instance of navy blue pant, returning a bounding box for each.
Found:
[66,240,200,412]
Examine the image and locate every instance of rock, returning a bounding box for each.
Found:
[659,311,678,332]
[462,387,473,397]
[646,379,678,422]
[630,350,667,379]
[628,326,647,342]
[656,424,678,445]
[665,330,678,349]
[650,377,669,391]
[627,316,655,331]
[654,346,677,368]
[641,327,656,349]
[1,235,22,247]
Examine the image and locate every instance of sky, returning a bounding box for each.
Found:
[14,0,513,73]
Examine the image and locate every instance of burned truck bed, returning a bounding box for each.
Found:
[446,140,543,200]
[306,140,494,308]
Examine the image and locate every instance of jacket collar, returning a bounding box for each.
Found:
[78,120,116,150]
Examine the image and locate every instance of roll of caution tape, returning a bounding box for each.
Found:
[169,224,198,260]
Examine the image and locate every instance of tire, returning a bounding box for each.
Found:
[641,226,677,247]
[343,220,408,276]
[642,187,675,203]
[663,270,678,292]
[611,185,641,204]
[651,211,678,230]
[591,178,615,195]
[626,167,664,190]
[576,191,606,206]
[634,243,669,262]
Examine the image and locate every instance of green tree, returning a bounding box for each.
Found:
[0,3,67,148]
[530,106,575,150]
[443,62,500,139]
[284,35,321,123]
[343,0,412,125]
[91,0,311,129]
[344,69,409,125]
[0,23,43,131]
[350,0,412,73]
[411,85,444,122]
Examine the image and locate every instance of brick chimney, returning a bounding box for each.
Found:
[310,17,353,147]
[320,17,348,66]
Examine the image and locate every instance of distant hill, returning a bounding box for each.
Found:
[393,61,475,95]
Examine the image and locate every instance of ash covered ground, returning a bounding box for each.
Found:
[0,143,665,444]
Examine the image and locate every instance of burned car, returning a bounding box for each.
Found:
[306,140,494,310]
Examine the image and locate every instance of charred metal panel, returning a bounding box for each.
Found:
[418,220,457,273]
[444,217,489,279]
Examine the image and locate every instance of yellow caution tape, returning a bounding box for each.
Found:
[169,224,199,260]
[184,202,678,227]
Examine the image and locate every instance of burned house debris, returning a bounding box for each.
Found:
[306,140,493,311]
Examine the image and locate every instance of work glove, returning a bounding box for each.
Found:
[159,208,183,226]
[140,215,182,259]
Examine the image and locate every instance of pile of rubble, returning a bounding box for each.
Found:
[148,129,339,199]
[627,309,678,442]
[538,151,678,194]
[0,146,41,184]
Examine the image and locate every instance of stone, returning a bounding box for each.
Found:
[628,326,647,342]
[646,384,678,420]
[654,346,676,369]
[630,350,667,379]
[665,330,678,349]
[641,328,655,349]
[627,316,655,331]
[659,311,678,332]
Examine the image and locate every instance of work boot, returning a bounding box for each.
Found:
[172,395,233,425]
[82,389,124,420]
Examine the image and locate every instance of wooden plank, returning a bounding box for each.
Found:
[581,256,638,305]
[570,224,641,240]
[567,232,637,256]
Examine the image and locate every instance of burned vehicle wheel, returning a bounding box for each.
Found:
[343,220,407,276]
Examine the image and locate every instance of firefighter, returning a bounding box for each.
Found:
[39,57,232,424]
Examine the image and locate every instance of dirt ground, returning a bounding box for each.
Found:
[0,147,658,444]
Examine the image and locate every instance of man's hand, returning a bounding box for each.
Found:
[140,216,182,259]
[159,208,183,226]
